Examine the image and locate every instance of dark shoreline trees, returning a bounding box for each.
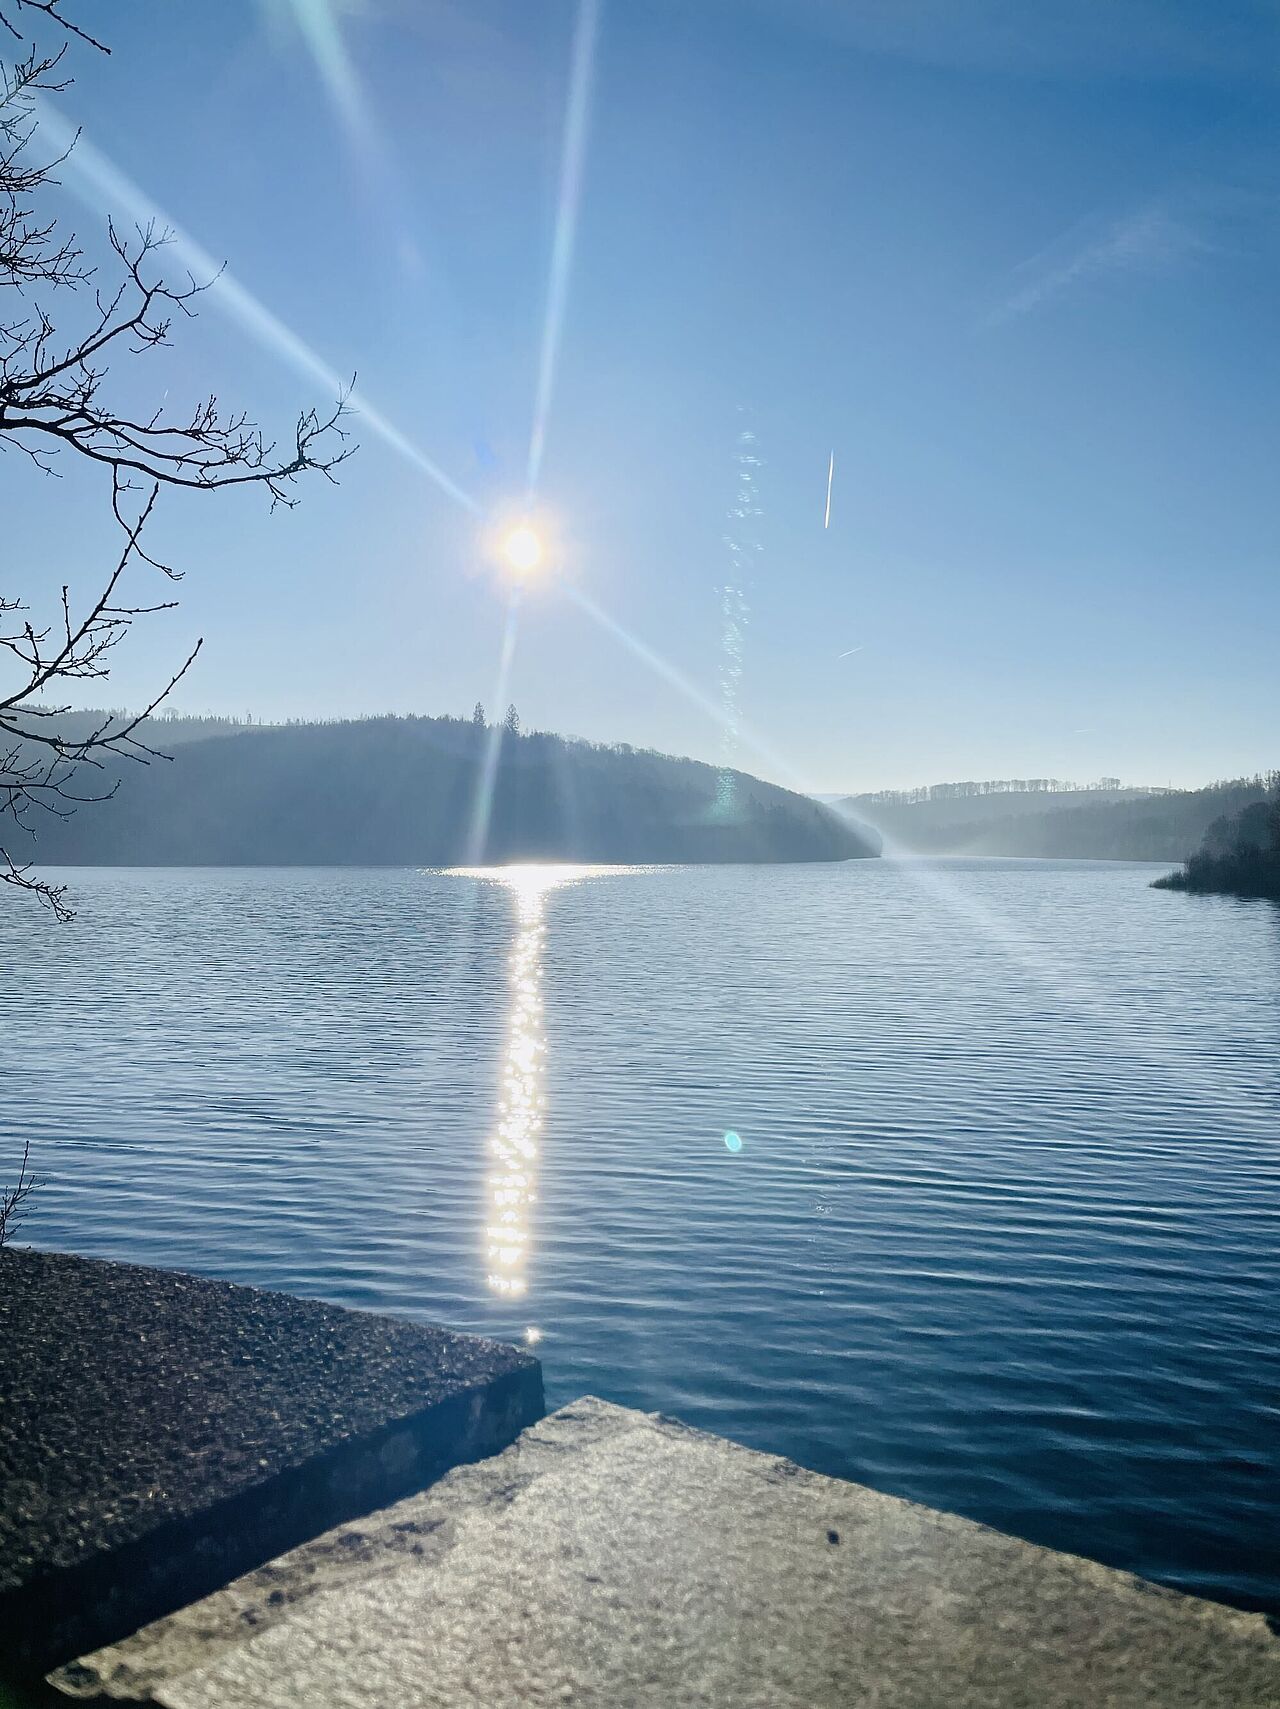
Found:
[1,6,350,917]
[1153,780,1280,900]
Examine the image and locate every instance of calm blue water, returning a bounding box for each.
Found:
[5,860,1279,1614]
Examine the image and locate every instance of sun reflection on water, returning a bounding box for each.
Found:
[487,874,546,1295]
[445,864,634,1301]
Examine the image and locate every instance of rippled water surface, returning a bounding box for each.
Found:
[6,860,1279,1613]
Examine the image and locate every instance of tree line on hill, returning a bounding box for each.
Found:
[835,776,1276,863]
[6,713,877,882]
[856,777,1128,804]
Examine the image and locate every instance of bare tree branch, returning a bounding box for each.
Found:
[0,1137,38,1246]
[1,475,207,896]
[1,220,356,505]
[0,8,356,914]
[0,2,107,55]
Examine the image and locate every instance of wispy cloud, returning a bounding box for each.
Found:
[991,203,1210,323]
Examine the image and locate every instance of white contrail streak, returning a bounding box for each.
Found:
[525,0,600,499]
[824,450,834,529]
[837,646,863,659]
[36,105,478,514]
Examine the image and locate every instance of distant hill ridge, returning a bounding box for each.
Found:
[10,712,877,868]
[831,776,1276,863]
[851,777,1151,805]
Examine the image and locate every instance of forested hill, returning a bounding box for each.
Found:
[832,778,1274,863]
[14,714,877,867]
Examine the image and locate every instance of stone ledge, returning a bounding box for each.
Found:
[54,1398,1280,1707]
[0,1250,542,1674]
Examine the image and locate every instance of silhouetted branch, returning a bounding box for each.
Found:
[0,2,107,55]
[0,1137,38,1246]
[2,220,355,504]
[1,472,205,862]
[0,10,356,912]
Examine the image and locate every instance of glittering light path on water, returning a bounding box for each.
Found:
[446,865,635,1305]
[486,874,547,1296]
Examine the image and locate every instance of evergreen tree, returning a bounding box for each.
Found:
[472,702,486,726]
[504,704,521,736]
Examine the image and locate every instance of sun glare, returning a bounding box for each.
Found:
[500,524,545,580]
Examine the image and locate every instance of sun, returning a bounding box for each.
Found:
[500,524,544,580]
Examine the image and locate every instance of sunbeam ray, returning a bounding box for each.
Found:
[35,104,477,514]
[467,592,522,865]
[278,0,427,277]
[568,579,1260,1134]
[867,824,1267,1128]
[563,582,810,795]
[284,0,373,152]
[525,0,600,499]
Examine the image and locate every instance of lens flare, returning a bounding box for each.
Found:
[716,422,761,816]
[563,584,804,791]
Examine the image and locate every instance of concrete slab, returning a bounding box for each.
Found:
[54,1398,1280,1707]
[0,1250,542,1674]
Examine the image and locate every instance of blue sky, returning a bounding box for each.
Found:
[4,0,1279,792]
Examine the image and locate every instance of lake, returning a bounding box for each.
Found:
[5,859,1279,1614]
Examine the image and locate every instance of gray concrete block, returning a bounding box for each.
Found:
[54,1398,1280,1707]
[0,1250,542,1673]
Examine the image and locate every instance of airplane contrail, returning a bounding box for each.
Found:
[837,645,863,659]
[824,450,834,529]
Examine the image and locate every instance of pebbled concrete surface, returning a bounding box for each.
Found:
[0,1250,542,1673]
[55,1398,1280,1707]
